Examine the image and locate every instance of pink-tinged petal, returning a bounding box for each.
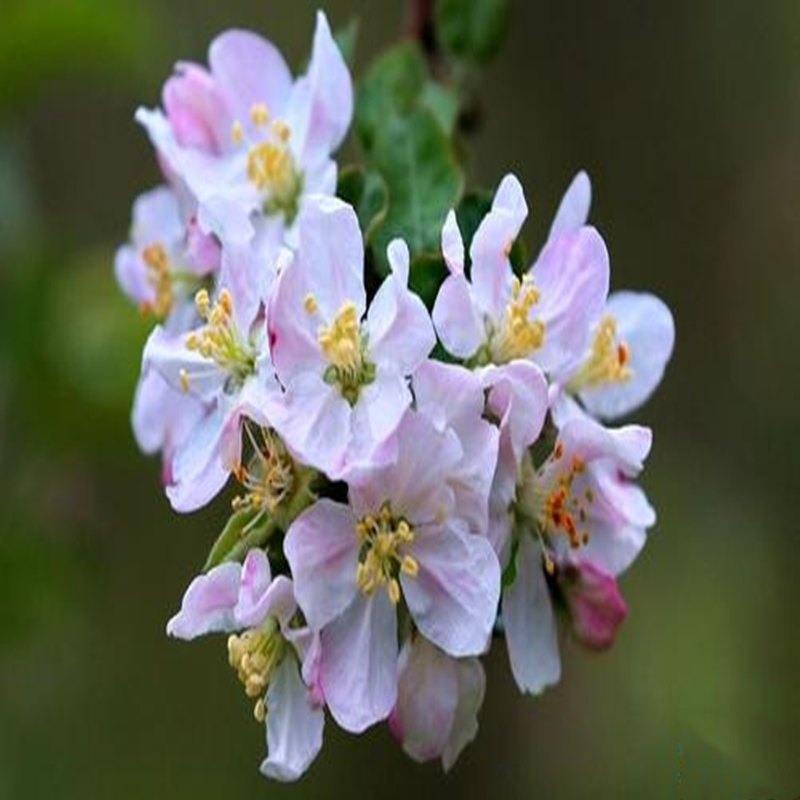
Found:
[533,226,610,376]
[185,214,221,274]
[287,11,353,164]
[441,210,464,275]
[294,196,366,318]
[319,592,398,733]
[267,250,327,383]
[492,172,528,224]
[482,360,549,462]
[470,174,527,319]
[163,62,229,153]
[559,562,627,650]
[344,368,411,473]
[579,291,675,420]
[413,359,484,434]
[447,419,498,536]
[487,506,513,564]
[390,637,460,764]
[432,274,484,359]
[233,371,282,433]
[442,655,485,771]
[131,185,184,245]
[217,234,278,336]
[115,186,184,307]
[558,416,652,476]
[503,536,561,694]
[236,549,272,608]
[269,372,351,477]
[580,513,650,577]
[548,390,585,429]
[261,654,324,782]
[366,272,435,374]
[547,170,592,241]
[407,360,498,534]
[300,157,338,198]
[143,326,227,404]
[386,238,410,286]
[166,404,231,512]
[298,631,324,707]
[208,29,292,131]
[403,523,500,657]
[195,181,259,247]
[114,244,154,311]
[166,561,241,639]
[131,368,205,456]
[284,499,359,630]
[350,412,461,525]
[235,564,298,630]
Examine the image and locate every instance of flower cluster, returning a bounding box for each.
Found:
[116,11,674,782]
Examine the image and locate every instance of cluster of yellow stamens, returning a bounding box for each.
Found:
[538,442,593,563]
[490,275,545,363]
[355,503,419,605]
[228,619,285,722]
[140,242,173,319]
[308,297,376,404]
[567,314,632,392]
[183,289,255,390]
[233,425,295,515]
[230,103,302,220]
[317,301,362,373]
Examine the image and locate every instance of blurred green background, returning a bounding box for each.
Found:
[0,1,798,798]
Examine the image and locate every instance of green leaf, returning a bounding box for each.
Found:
[334,18,360,69]
[434,0,510,65]
[371,110,464,271]
[203,508,271,572]
[408,254,449,310]
[355,41,428,152]
[501,538,520,588]
[420,80,459,136]
[337,165,389,244]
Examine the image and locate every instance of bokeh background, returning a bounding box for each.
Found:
[1,1,798,798]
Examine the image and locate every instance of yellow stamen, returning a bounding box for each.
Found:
[178,369,190,393]
[355,503,417,604]
[141,242,173,319]
[304,293,318,314]
[228,621,284,722]
[538,452,591,550]
[232,426,295,514]
[567,314,633,392]
[247,141,293,193]
[231,120,243,145]
[272,119,291,142]
[318,301,362,373]
[186,288,254,382]
[490,275,545,363]
[249,103,270,127]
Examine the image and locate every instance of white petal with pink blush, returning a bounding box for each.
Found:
[268,198,435,480]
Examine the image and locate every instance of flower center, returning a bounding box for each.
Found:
[355,502,419,605]
[184,288,255,391]
[231,104,303,223]
[140,242,173,319]
[567,314,632,392]
[228,617,286,722]
[233,425,295,515]
[490,275,545,363]
[307,297,376,405]
[518,444,595,574]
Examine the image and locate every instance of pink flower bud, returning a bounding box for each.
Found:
[560,562,627,650]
